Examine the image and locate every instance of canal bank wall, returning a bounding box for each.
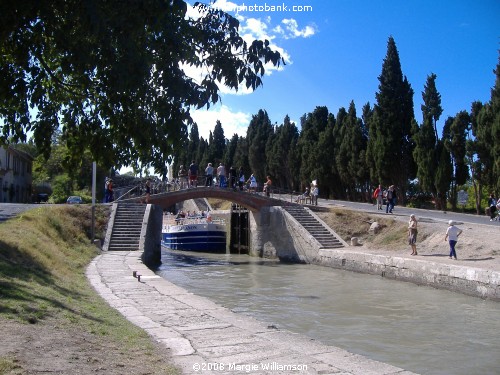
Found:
[140,202,499,300]
[316,248,500,301]
[255,206,500,301]
[87,251,419,375]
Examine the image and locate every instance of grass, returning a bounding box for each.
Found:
[0,205,108,323]
[0,358,17,373]
[0,205,179,374]
[316,208,408,249]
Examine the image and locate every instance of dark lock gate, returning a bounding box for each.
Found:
[230,204,249,254]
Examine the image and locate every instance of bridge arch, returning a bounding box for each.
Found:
[127,187,285,212]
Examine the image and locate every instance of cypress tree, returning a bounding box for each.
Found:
[210,120,227,164]
[247,109,273,182]
[298,106,329,191]
[492,54,500,191]
[370,36,415,202]
[445,111,470,210]
[267,115,299,189]
[421,73,443,141]
[316,113,337,198]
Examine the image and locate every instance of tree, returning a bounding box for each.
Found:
[231,136,250,178]
[298,106,329,190]
[247,109,273,182]
[223,133,239,168]
[413,114,437,195]
[187,123,200,165]
[0,1,283,174]
[421,73,443,140]
[445,112,470,210]
[266,115,299,189]
[414,74,442,201]
[491,54,500,191]
[369,36,415,201]
[434,139,453,210]
[313,114,336,198]
[209,121,227,164]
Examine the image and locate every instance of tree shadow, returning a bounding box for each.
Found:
[460,257,495,262]
[419,253,495,262]
[0,239,107,324]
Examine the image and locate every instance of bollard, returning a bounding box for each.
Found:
[137,274,141,282]
[133,271,137,278]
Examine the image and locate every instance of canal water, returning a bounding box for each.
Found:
[157,250,500,375]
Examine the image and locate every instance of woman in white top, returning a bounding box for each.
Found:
[248,174,257,193]
[445,220,462,260]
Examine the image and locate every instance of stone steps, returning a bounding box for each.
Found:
[108,203,146,251]
[283,205,345,249]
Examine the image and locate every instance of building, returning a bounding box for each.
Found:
[0,145,33,203]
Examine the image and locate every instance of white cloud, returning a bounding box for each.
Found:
[190,104,251,140]
[274,18,317,39]
[182,4,314,95]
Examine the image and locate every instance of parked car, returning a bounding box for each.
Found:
[36,193,49,203]
[66,196,83,204]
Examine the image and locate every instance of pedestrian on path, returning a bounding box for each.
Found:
[386,185,395,213]
[373,184,383,210]
[408,214,418,255]
[445,220,462,260]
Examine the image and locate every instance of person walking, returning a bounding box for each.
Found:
[263,175,272,197]
[144,178,151,204]
[487,193,497,221]
[188,160,198,188]
[217,163,226,188]
[445,220,463,260]
[205,163,214,187]
[373,184,383,210]
[107,179,114,202]
[247,174,257,193]
[385,185,394,213]
[178,165,188,189]
[408,214,418,255]
[228,166,237,190]
[238,167,246,191]
[104,177,110,203]
[311,183,319,205]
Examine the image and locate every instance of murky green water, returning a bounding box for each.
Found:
[157,250,500,375]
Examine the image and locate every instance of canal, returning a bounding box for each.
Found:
[157,249,500,375]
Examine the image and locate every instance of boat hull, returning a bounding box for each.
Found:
[161,222,226,252]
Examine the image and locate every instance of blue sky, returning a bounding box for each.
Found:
[188,0,500,140]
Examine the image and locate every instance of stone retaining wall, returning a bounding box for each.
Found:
[317,249,500,301]
[249,207,499,301]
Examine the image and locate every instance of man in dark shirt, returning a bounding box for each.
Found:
[188,161,198,188]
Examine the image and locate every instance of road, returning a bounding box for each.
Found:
[0,203,42,222]
[318,198,499,227]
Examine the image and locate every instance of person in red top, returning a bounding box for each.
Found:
[373,184,383,210]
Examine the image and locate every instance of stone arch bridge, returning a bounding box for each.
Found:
[111,187,346,266]
[127,187,289,211]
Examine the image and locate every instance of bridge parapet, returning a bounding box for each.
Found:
[125,187,288,212]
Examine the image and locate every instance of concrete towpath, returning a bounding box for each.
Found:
[87,251,417,375]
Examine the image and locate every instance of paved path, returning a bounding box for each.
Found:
[319,198,499,228]
[87,251,418,375]
[0,203,40,222]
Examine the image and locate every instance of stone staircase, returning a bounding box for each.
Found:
[283,205,345,249]
[107,203,146,251]
[193,198,210,212]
